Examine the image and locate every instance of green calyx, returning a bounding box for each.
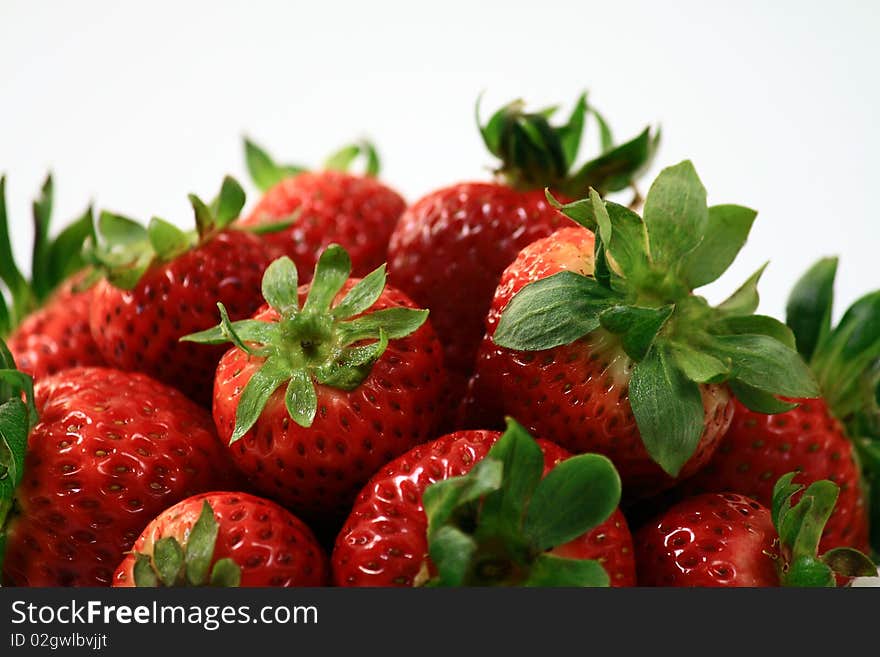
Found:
[422,418,621,587]
[788,259,880,554]
[133,501,242,587]
[477,93,660,198]
[243,137,381,193]
[771,472,876,586]
[0,338,36,573]
[84,176,255,290]
[0,174,95,335]
[494,160,820,477]
[182,245,428,440]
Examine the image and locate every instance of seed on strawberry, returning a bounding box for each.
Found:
[86,177,275,405]
[113,492,328,587]
[472,161,820,498]
[388,94,658,421]
[0,345,236,586]
[636,474,877,586]
[238,139,406,282]
[183,245,445,520]
[684,257,879,553]
[0,175,103,379]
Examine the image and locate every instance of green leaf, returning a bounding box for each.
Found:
[477,418,545,540]
[494,271,618,351]
[133,553,160,587]
[314,330,388,391]
[29,174,54,302]
[642,160,707,270]
[599,304,673,361]
[185,501,220,586]
[567,126,660,195]
[590,196,651,282]
[668,343,729,383]
[822,547,877,578]
[785,257,837,362]
[284,369,318,428]
[188,194,215,237]
[628,346,705,476]
[716,263,767,316]
[0,398,29,502]
[330,264,386,320]
[524,554,610,587]
[428,526,478,587]
[523,453,620,550]
[730,380,799,414]
[147,217,191,259]
[210,558,242,587]
[337,307,428,343]
[244,138,306,192]
[152,537,185,586]
[46,205,95,290]
[324,141,381,177]
[180,318,276,346]
[232,357,292,442]
[705,334,820,398]
[261,256,299,313]
[424,457,504,534]
[303,245,352,314]
[680,204,757,288]
[211,176,246,228]
[712,314,797,350]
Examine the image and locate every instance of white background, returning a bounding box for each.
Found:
[1,0,878,320]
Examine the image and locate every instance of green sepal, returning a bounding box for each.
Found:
[303,244,352,314]
[330,265,386,320]
[523,554,610,587]
[427,526,479,587]
[785,257,837,361]
[314,329,389,390]
[148,217,192,260]
[324,141,381,177]
[523,453,620,550]
[628,346,705,476]
[284,369,318,429]
[425,457,504,536]
[710,314,797,350]
[783,556,836,587]
[243,138,307,192]
[261,256,299,314]
[185,501,220,586]
[0,176,30,324]
[598,304,673,361]
[152,537,185,586]
[336,308,429,344]
[210,176,247,229]
[564,126,661,197]
[821,547,878,578]
[133,553,160,587]
[668,343,729,384]
[588,192,651,283]
[716,263,768,316]
[729,380,799,414]
[46,205,95,288]
[179,317,278,346]
[232,356,293,440]
[494,271,619,351]
[29,174,54,303]
[680,204,757,289]
[210,558,242,587]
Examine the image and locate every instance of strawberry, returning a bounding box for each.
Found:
[684,257,880,553]
[470,161,820,498]
[0,175,103,379]
[113,492,328,587]
[86,177,275,405]
[183,245,445,520]
[239,139,406,282]
[636,474,877,586]
[0,348,236,586]
[333,419,634,587]
[387,94,658,413]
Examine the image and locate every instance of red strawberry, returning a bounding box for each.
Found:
[0,358,236,586]
[86,177,275,405]
[333,419,635,587]
[0,175,102,379]
[684,258,878,553]
[388,95,658,413]
[113,492,328,587]
[636,475,876,586]
[184,245,445,520]
[238,139,406,282]
[471,162,820,498]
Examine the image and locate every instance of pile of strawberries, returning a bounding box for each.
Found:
[1,94,878,588]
